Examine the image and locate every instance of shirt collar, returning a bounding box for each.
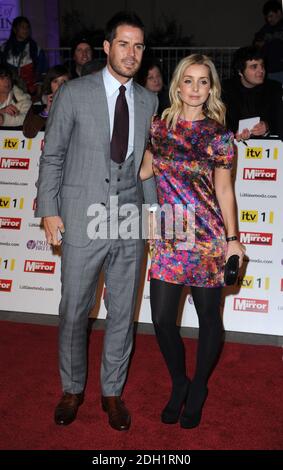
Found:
[103,66,133,98]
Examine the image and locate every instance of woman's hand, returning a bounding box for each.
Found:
[226,240,246,268]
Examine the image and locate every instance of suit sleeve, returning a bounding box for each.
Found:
[35,83,74,217]
[142,94,158,205]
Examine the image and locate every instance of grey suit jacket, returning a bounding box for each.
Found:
[35,70,158,246]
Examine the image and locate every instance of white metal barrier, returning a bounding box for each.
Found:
[44,46,239,84]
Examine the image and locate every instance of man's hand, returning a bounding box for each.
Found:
[0,104,19,116]
[235,128,250,141]
[43,216,65,246]
[250,120,268,136]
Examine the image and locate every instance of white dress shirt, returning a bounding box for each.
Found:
[103,66,134,159]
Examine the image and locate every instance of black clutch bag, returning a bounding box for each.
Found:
[224,255,239,285]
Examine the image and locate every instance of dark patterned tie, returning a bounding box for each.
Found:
[110,85,129,164]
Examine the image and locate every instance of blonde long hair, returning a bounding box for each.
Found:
[162,54,226,129]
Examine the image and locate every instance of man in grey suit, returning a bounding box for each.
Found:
[35,11,157,431]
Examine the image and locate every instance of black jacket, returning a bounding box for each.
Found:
[222,77,283,139]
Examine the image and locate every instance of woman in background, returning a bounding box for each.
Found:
[0,64,31,127]
[1,16,48,97]
[137,58,170,115]
[23,65,69,138]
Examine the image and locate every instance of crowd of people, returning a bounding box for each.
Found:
[1,2,282,432]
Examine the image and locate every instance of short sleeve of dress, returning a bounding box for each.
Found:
[146,135,153,153]
[146,114,160,153]
[212,129,234,169]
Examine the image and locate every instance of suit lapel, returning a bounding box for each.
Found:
[89,72,111,149]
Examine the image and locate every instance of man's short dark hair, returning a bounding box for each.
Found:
[232,46,265,75]
[263,1,282,16]
[105,11,144,43]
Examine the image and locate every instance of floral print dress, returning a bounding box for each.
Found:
[148,116,234,287]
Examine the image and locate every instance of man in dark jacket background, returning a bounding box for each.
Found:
[222,46,283,141]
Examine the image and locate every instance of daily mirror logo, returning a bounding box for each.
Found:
[24,260,55,274]
[0,279,12,292]
[243,168,277,181]
[233,297,269,313]
[240,232,273,245]
[0,157,30,170]
[0,217,21,229]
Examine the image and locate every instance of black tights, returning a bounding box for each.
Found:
[150,278,223,389]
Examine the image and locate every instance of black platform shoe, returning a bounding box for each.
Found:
[161,378,190,424]
[180,385,208,429]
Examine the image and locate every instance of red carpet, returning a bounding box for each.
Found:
[0,321,282,450]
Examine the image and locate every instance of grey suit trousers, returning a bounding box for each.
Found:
[59,236,144,396]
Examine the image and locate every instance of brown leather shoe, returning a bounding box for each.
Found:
[54,392,84,425]
[101,396,131,431]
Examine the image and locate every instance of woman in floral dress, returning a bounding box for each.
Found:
[140,54,245,428]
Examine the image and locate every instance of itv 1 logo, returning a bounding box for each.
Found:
[245,147,278,160]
